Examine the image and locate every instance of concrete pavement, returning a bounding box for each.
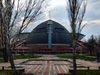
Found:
[0,55,100,75]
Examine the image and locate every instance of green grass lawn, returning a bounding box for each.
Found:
[0,55,41,63]
[14,55,41,59]
[76,70,100,75]
[58,70,100,75]
[70,66,86,68]
[57,55,96,61]
[0,58,4,63]
[0,70,12,75]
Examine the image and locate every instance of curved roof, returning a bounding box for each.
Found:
[24,20,72,45]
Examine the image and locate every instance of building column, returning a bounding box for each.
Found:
[48,21,52,48]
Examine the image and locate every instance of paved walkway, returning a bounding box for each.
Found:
[24,61,70,75]
[0,55,100,75]
[23,55,71,75]
[77,59,100,69]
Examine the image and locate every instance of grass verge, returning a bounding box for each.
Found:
[0,70,12,75]
[76,70,100,75]
[0,55,41,63]
[14,55,41,59]
[57,55,96,61]
[58,70,100,75]
[0,58,4,63]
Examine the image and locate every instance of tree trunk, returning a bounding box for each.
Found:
[97,52,100,62]
[89,49,93,56]
[0,0,9,62]
[7,37,18,75]
[3,48,8,62]
[7,47,18,75]
[72,39,77,75]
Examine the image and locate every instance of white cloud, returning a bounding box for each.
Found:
[19,0,100,40]
[91,20,100,24]
[48,0,66,10]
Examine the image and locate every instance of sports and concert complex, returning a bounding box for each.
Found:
[13,20,84,54]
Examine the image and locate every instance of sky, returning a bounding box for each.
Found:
[19,0,100,41]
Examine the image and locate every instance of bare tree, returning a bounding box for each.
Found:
[0,0,9,62]
[86,35,96,55]
[95,36,100,62]
[0,0,46,75]
[85,35,100,62]
[67,0,87,75]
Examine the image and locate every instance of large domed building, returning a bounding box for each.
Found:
[14,20,84,54]
[25,20,72,45]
